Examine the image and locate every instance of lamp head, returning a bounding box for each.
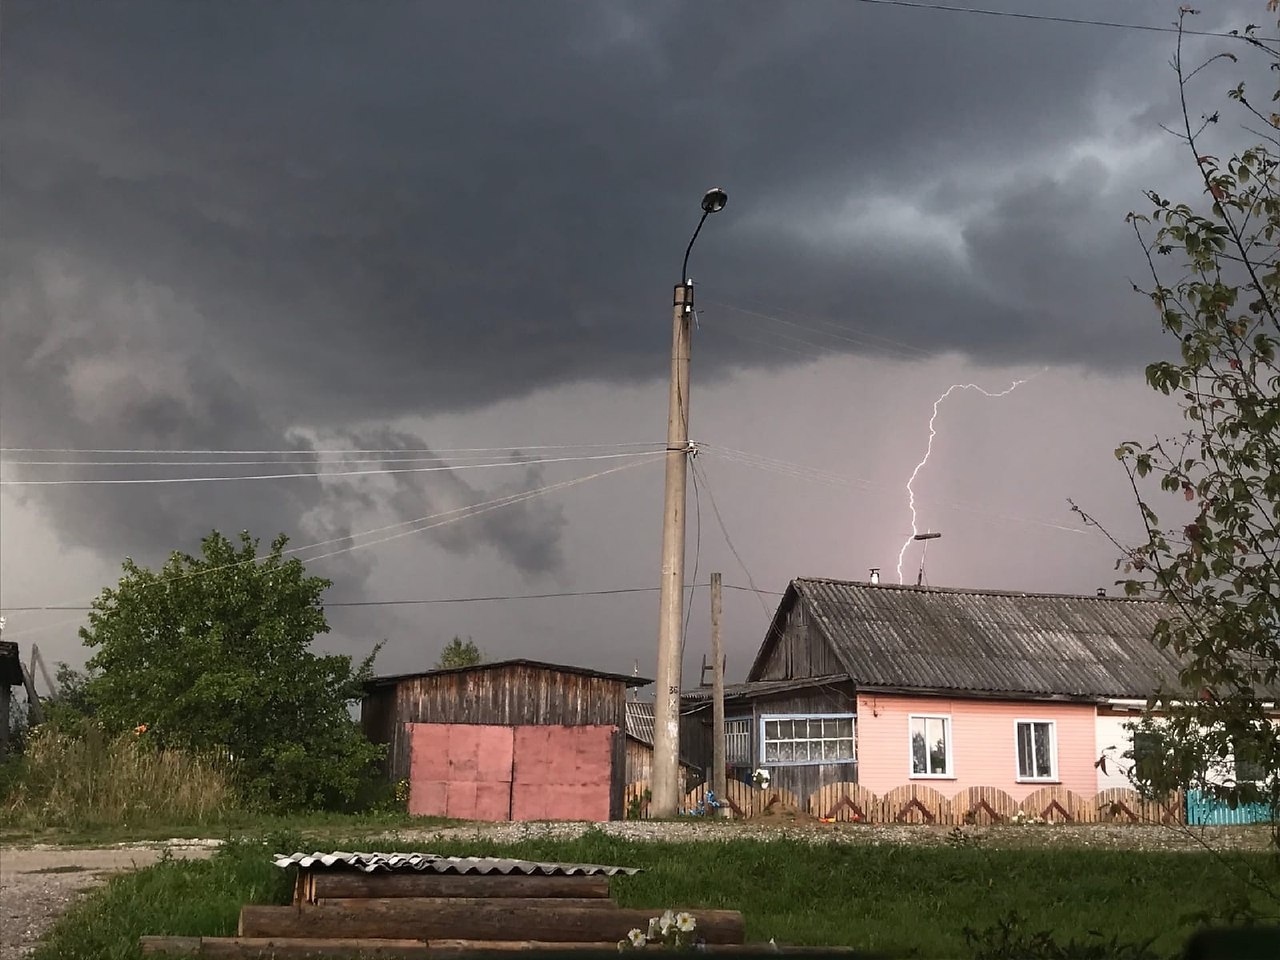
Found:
[701,188,728,214]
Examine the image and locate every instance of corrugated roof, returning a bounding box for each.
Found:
[748,578,1192,700]
[624,700,655,745]
[681,676,849,702]
[273,852,639,876]
[367,658,651,690]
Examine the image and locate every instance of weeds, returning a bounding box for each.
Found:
[1,720,238,829]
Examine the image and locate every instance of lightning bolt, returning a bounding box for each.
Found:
[894,372,1045,584]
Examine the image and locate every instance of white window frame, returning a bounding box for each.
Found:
[1014,719,1059,783]
[908,714,954,779]
[724,717,752,766]
[759,714,856,767]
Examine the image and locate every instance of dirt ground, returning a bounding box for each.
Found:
[0,842,218,958]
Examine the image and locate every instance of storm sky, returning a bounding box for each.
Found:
[1,1,1271,687]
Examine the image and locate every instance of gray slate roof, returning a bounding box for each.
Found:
[750,578,1188,700]
[624,700,655,745]
[681,675,849,703]
[273,852,639,876]
[367,658,651,690]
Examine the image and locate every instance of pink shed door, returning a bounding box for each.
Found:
[407,723,514,821]
[510,725,616,822]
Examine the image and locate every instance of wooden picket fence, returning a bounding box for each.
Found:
[623,780,1185,825]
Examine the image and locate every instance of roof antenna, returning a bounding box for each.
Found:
[913,532,941,587]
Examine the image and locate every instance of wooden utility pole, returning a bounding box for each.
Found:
[710,572,728,816]
[651,281,694,818]
[651,187,726,819]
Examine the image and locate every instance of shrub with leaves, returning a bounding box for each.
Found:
[77,529,384,811]
[1090,5,1280,847]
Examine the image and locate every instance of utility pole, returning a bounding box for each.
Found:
[651,188,727,818]
[710,572,728,817]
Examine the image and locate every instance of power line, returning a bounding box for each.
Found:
[0,450,658,486]
[703,297,934,361]
[848,0,1280,41]
[0,455,663,639]
[0,441,662,456]
[693,458,776,622]
[0,581,783,613]
[1,450,664,468]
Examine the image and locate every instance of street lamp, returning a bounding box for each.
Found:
[651,187,728,819]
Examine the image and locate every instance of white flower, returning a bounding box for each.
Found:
[648,918,661,940]
[676,912,697,933]
[659,910,676,935]
[628,929,648,948]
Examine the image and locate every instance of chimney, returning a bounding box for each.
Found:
[869,568,880,585]
[1096,588,1106,597]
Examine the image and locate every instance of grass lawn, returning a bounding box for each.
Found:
[30,830,1280,960]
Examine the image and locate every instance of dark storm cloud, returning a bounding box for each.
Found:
[0,0,1266,572]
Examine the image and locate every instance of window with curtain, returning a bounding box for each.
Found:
[910,715,951,777]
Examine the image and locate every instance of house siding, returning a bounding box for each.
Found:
[855,692,1097,801]
[1095,710,1139,792]
[722,683,859,800]
[755,603,843,681]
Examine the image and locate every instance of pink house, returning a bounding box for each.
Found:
[682,577,1184,804]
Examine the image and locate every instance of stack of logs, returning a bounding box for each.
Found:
[139,866,847,957]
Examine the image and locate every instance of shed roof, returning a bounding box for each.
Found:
[747,578,1189,700]
[681,675,850,703]
[624,699,655,745]
[366,658,651,690]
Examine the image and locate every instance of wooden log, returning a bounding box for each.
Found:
[144,938,861,958]
[140,937,201,956]
[314,897,613,911]
[238,902,746,944]
[303,872,612,903]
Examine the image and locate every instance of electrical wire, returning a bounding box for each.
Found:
[848,0,1280,41]
[681,455,703,658]
[693,458,775,622]
[706,444,1092,536]
[2,449,665,468]
[0,455,663,639]
[702,298,934,362]
[0,582,781,612]
[0,450,658,486]
[0,441,663,456]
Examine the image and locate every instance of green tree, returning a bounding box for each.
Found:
[40,662,97,734]
[1096,5,1280,853]
[435,636,483,669]
[78,529,383,810]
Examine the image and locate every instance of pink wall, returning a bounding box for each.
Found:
[855,692,1097,801]
[407,722,617,822]
[511,725,615,822]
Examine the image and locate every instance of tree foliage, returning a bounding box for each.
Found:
[78,530,382,810]
[1102,6,1280,848]
[435,636,483,669]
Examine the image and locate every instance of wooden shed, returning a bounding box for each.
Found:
[361,659,650,821]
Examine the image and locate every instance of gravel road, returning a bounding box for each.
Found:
[0,841,218,958]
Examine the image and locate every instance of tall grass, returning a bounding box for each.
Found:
[1,722,239,829]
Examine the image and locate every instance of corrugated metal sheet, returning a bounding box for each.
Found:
[681,675,848,703]
[366,659,651,690]
[752,579,1193,700]
[624,700,655,745]
[272,852,640,876]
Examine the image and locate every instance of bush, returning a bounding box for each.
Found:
[1,720,239,828]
